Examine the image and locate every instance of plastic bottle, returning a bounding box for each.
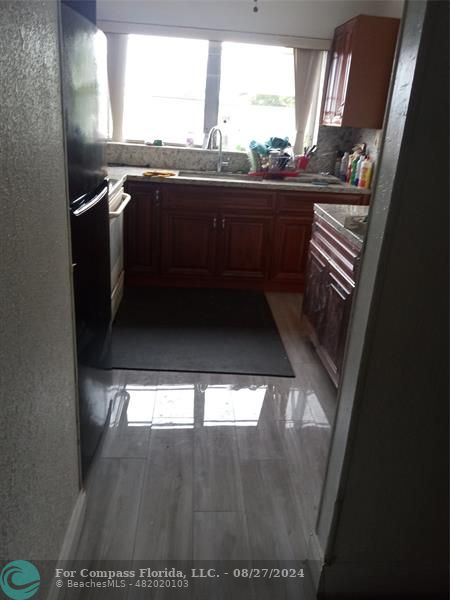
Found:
[340,152,350,181]
[346,153,354,182]
[354,154,365,186]
[359,157,373,188]
[349,153,360,185]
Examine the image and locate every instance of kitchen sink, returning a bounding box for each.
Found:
[177,170,260,181]
[177,170,342,185]
[288,174,342,185]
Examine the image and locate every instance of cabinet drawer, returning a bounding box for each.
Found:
[125,180,159,197]
[311,219,360,282]
[164,184,275,212]
[277,191,368,215]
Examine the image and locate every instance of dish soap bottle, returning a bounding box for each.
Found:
[354,154,365,186]
[349,153,361,185]
[359,156,373,188]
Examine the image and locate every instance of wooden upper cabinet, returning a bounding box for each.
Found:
[322,15,400,129]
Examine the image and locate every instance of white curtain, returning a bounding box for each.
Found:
[106,33,128,142]
[293,49,326,154]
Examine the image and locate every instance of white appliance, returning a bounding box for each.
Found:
[109,185,131,318]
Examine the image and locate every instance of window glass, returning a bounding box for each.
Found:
[123,35,208,144]
[218,42,296,151]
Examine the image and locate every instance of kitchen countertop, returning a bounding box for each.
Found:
[315,203,370,247]
[108,166,371,196]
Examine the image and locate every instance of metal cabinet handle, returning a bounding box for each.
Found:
[329,282,347,301]
[310,248,327,270]
[155,190,160,200]
[221,218,225,230]
[213,217,217,229]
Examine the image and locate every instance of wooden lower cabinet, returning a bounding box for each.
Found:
[303,212,362,386]
[124,179,369,291]
[219,213,273,279]
[161,210,217,278]
[318,269,353,382]
[303,241,328,331]
[270,216,311,285]
[124,184,160,278]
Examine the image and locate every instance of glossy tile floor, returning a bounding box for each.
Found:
[71,293,336,599]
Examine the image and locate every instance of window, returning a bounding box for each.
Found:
[218,42,296,151]
[123,35,208,144]
[118,35,321,151]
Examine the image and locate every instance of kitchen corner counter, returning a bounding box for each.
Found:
[315,203,370,247]
[107,165,371,196]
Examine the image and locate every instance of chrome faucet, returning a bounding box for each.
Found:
[205,126,230,173]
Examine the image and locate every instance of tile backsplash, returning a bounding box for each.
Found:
[108,127,381,176]
[107,142,250,173]
[308,126,381,174]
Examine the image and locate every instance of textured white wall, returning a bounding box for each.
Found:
[97,0,403,47]
[0,0,80,561]
[317,1,448,595]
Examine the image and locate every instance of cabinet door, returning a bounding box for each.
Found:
[161,210,217,278]
[303,241,328,332]
[270,216,311,285]
[334,27,353,124]
[218,213,273,280]
[319,270,353,381]
[322,28,345,125]
[322,16,399,129]
[124,186,161,276]
[322,24,353,127]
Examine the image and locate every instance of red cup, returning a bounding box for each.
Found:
[296,155,310,170]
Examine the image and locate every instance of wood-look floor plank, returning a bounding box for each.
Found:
[191,564,254,600]
[100,388,153,459]
[193,426,244,512]
[235,418,287,461]
[75,458,146,561]
[193,511,250,560]
[127,562,193,600]
[133,428,193,560]
[240,459,309,561]
[283,420,332,536]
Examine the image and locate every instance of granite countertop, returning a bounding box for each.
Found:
[315,203,370,247]
[108,166,371,196]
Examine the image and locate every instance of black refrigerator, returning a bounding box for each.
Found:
[61,4,113,478]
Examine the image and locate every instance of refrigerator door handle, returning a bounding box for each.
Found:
[109,193,131,219]
[73,186,108,217]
